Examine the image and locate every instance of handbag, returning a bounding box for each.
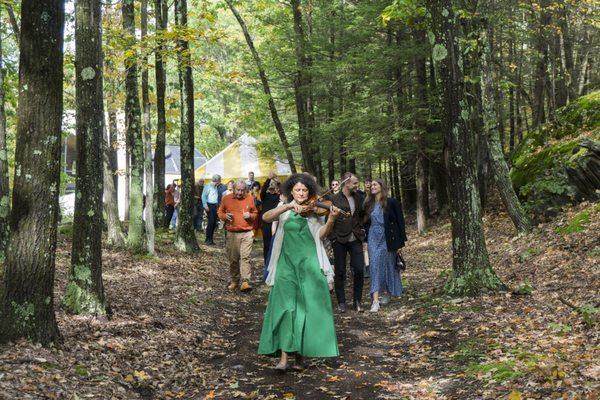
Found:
[395,253,406,271]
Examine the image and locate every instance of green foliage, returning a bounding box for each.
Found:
[548,322,572,335]
[513,280,533,295]
[579,305,598,328]
[10,301,35,331]
[511,91,600,217]
[556,210,591,235]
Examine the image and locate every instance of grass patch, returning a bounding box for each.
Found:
[556,210,591,235]
[548,322,572,336]
[59,222,74,237]
[453,338,486,363]
[519,247,541,262]
[466,360,522,382]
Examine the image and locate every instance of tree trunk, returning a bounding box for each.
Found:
[7,5,19,44]
[103,123,125,247]
[427,0,504,296]
[432,159,448,212]
[225,0,297,174]
[532,0,551,127]
[153,0,167,227]
[0,0,64,345]
[480,24,531,234]
[0,6,9,259]
[174,0,199,253]
[122,0,145,252]
[291,0,315,175]
[414,33,429,234]
[141,0,155,255]
[63,0,108,315]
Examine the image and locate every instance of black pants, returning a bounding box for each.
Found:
[164,205,175,229]
[193,202,204,231]
[261,221,273,264]
[332,239,365,306]
[205,203,218,243]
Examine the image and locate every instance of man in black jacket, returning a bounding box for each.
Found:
[329,172,366,312]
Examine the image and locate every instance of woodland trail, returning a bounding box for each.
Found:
[0,202,598,399]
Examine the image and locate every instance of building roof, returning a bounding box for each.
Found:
[164,144,207,176]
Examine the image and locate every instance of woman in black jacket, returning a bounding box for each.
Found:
[364,179,407,312]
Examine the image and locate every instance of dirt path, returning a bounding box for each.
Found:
[0,204,598,399]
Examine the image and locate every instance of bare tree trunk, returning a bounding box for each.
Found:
[153,0,167,227]
[225,0,296,174]
[0,0,64,345]
[122,0,145,252]
[64,0,108,315]
[7,5,19,44]
[141,0,154,255]
[174,0,199,253]
[103,123,125,247]
[291,0,315,175]
[480,23,531,234]
[427,0,504,296]
[0,6,9,259]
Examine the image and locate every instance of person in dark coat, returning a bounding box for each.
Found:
[260,172,281,263]
[363,178,407,312]
[329,172,367,313]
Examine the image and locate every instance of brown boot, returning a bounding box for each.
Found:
[228,281,238,290]
[240,281,252,292]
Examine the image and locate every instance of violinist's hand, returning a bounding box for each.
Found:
[329,206,341,219]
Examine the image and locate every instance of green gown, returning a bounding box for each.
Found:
[258,212,339,357]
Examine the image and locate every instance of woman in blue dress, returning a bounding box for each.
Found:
[364,179,407,312]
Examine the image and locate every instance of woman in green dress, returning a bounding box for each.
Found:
[259,173,341,372]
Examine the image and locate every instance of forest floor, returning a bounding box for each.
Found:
[0,201,599,400]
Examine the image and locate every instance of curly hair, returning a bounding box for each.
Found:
[281,173,320,201]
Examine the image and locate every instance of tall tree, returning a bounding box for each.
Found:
[63,0,108,315]
[225,0,297,174]
[291,0,316,176]
[427,0,504,296]
[122,0,145,252]
[479,17,531,234]
[0,4,9,259]
[153,0,167,227]
[174,0,199,253]
[0,0,65,344]
[141,0,155,254]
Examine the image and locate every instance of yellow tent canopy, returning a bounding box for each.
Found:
[195,133,292,183]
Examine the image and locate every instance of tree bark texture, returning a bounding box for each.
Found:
[141,0,155,255]
[427,0,504,296]
[0,6,9,259]
[174,0,199,253]
[0,0,64,345]
[103,123,125,248]
[63,0,108,315]
[225,0,297,174]
[122,0,145,252]
[153,0,167,227]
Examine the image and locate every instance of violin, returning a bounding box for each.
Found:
[298,196,350,218]
[295,176,354,218]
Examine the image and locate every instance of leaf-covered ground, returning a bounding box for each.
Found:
[0,202,598,399]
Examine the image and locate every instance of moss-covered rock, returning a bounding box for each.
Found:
[510,91,600,217]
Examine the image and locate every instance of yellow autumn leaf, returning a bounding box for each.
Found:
[133,370,149,381]
[124,374,134,383]
[507,390,522,400]
[205,390,215,399]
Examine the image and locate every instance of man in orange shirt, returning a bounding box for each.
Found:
[218,180,258,292]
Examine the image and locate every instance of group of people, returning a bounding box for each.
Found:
[165,170,407,371]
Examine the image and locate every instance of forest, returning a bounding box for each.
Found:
[0,0,598,398]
